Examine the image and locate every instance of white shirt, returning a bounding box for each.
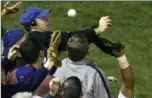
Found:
[54,58,109,98]
[118,92,127,98]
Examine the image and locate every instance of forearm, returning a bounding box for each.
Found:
[93,37,116,54]
[68,25,99,43]
[58,28,97,52]
[120,67,134,98]
[121,67,134,89]
[1,9,9,20]
[64,25,117,55]
[117,55,134,98]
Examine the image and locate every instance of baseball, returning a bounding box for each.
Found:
[67,9,77,17]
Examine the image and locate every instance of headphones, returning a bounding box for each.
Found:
[31,20,37,26]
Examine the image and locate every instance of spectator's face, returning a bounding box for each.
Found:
[35,16,50,32]
[61,82,71,98]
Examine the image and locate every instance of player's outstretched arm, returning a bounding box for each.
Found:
[112,48,134,98]
[119,67,134,98]
[61,16,122,56]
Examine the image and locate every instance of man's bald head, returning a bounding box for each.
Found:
[61,76,82,98]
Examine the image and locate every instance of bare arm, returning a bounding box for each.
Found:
[112,48,134,98]
[120,66,134,98]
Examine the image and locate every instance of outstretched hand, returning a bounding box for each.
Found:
[95,16,112,35]
[4,1,23,14]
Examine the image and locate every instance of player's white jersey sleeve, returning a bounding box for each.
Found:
[118,92,127,98]
[118,91,135,98]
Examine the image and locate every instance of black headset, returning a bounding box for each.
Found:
[31,20,37,26]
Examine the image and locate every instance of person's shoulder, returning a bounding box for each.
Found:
[54,58,68,72]
[86,62,105,77]
[61,58,69,66]
[83,63,98,77]
[17,66,35,73]
[16,66,36,83]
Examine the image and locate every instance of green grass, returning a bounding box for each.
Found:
[2,1,152,98]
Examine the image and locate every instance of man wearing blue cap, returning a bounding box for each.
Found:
[20,6,124,57]
[1,1,27,70]
[2,28,26,57]
[1,35,60,98]
[3,31,61,97]
[20,6,51,32]
[1,28,27,73]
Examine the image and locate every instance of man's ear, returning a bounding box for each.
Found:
[30,21,38,31]
[40,51,45,57]
[31,21,37,26]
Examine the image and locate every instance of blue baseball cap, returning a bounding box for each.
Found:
[2,28,24,57]
[20,6,51,26]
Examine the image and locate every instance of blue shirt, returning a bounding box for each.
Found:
[15,65,57,91]
[14,66,48,91]
[16,66,36,84]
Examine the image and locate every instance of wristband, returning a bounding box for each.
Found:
[117,54,129,69]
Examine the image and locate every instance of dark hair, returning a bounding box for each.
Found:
[67,34,89,61]
[62,76,82,98]
[19,38,41,64]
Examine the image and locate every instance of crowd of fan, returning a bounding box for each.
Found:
[1,1,134,98]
